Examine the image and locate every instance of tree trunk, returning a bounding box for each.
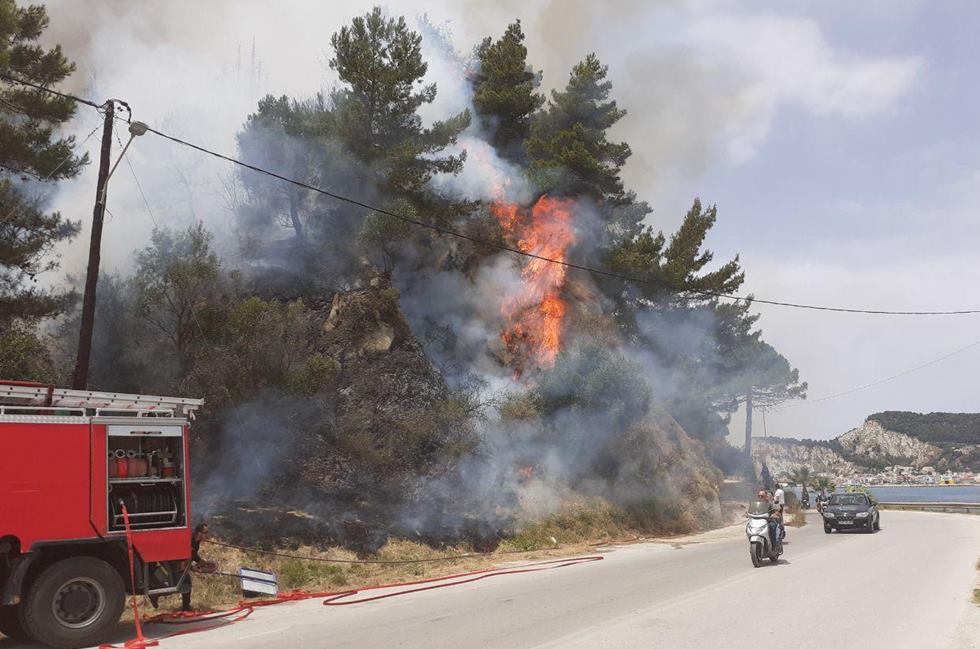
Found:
[744,388,753,459]
[289,190,304,242]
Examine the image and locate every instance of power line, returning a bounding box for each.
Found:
[139,124,980,316]
[6,72,980,316]
[777,336,980,409]
[0,71,101,109]
[113,130,158,227]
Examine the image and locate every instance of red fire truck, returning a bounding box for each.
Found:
[0,381,202,648]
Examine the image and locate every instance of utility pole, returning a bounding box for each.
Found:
[71,101,114,390]
[744,388,753,459]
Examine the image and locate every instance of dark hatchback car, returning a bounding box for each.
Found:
[822,492,880,533]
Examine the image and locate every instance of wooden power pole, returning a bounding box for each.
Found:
[744,389,753,459]
[71,101,114,389]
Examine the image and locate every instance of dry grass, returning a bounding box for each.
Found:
[140,497,723,616]
[975,558,980,605]
[786,503,807,528]
[138,538,596,617]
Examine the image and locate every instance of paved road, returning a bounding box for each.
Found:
[4,510,979,649]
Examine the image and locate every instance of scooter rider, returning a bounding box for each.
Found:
[756,489,781,549]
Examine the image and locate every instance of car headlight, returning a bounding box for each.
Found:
[855,512,869,518]
[823,512,835,519]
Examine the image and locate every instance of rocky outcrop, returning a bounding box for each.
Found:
[837,420,940,467]
[752,438,857,477]
[753,415,980,476]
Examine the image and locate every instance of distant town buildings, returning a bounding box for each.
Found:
[778,465,980,487]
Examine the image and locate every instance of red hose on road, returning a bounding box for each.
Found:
[134,555,603,644]
[100,505,159,649]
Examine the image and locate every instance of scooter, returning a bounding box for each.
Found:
[746,510,783,567]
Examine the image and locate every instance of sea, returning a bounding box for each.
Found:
[793,485,980,504]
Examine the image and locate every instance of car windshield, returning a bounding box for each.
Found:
[829,494,867,506]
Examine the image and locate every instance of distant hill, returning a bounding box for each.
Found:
[752,411,980,475]
[866,411,980,445]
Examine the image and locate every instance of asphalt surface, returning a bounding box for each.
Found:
[3,510,979,649]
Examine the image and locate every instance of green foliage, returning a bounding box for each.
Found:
[133,223,220,372]
[536,344,651,428]
[787,466,814,487]
[0,319,56,381]
[279,559,310,589]
[286,354,340,396]
[0,0,85,321]
[599,199,805,438]
[358,199,414,271]
[329,7,469,200]
[498,391,543,422]
[811,475,835,493]
[606,199,745,328]
[187,296,323,406]
[867,411,980,445]
[472,20,543,160]
[526,54,629,201]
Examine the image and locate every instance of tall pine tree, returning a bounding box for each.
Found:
[329,7,469,207]
[471,20,543,162]
[0,0,86,321]
[526,53,630,202]
[328,7,472,269]
[604,198,805,441]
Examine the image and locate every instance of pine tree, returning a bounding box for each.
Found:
[327,7,473,268]
[602,198,805,441]
[526,53,630,202]
[471,20,543,161]
[329,7,469,205]
[606,198,744,334]
[0,0,86,321]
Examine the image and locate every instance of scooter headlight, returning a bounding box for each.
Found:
[747,519,768,533]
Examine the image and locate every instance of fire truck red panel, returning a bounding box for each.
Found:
[126,527,191,562]
[1,421,97,549]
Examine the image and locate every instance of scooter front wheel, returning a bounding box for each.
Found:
[750,544,763,568]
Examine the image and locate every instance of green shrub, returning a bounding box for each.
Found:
[279,559,310,589]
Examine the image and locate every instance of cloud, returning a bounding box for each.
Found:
[689,14,922,162]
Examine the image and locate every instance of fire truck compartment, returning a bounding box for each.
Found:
[106,425,186,531]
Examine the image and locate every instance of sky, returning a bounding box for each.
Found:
[35,0,980,442]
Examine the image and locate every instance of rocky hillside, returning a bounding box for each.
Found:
[752,413,980,476]
[837,420,940,468]
[866,411,980,445]
[752,438,857,477]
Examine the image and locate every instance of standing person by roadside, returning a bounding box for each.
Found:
[773,484,786,539]
[182,523,216,611]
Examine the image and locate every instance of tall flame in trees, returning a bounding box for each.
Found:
[491,195,576,375]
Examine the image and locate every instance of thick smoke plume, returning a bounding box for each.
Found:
[34,2,924,548]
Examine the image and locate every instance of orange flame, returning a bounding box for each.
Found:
[491,195,575,374]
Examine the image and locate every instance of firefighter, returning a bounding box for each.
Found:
[182,523,215,611]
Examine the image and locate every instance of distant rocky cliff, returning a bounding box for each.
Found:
[752,413,980,476]
[752,438,857,477]
[837,420,940,468]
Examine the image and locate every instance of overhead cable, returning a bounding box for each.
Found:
[5,72,980,316]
